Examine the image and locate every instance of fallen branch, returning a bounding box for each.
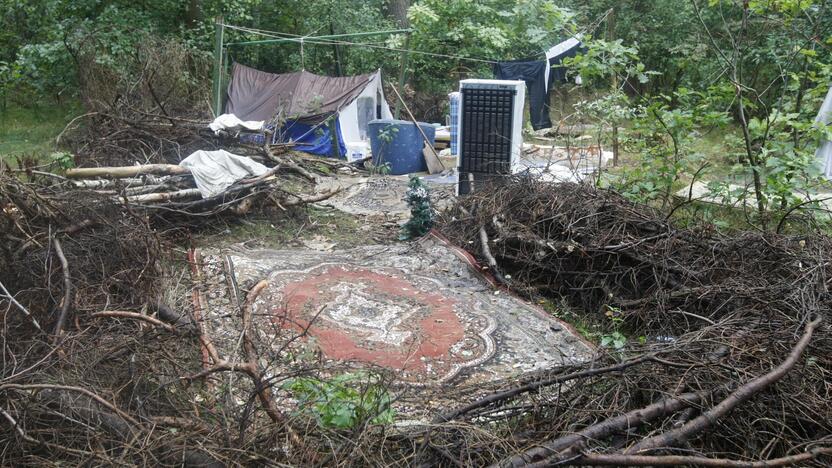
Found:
[0,383,141,428]
[51,237,73,340]
[497,391,707,467]
[626,317,822,455]
[550,448,832,467]
[90,311,177,333]
[66,164,190,179]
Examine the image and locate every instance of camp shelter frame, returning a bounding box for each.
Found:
[211,17,412,117]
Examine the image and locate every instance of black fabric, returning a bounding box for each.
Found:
[493,60,551,130]
[548,43,583,86]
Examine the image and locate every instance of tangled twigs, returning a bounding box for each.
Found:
[625,317,823,456]
[0,280,42,332]
[498,391,708,467]
[501,318,824,467]
[439,178,832,466]
[436,354,669,424]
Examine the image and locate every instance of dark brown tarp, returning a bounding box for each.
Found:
[225,63,373,124]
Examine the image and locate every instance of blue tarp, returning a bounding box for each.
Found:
[277,119,346,158]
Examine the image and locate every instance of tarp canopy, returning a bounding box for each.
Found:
[226,63,374,124]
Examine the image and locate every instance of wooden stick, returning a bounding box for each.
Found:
[66,164,190,179]
[387,82,446,171]
[90,311,177,333]
[51,237,72,340]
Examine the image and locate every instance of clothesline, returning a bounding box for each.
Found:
[221,8,614,74]
[223,23,500,64]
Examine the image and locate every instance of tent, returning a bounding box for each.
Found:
[225,63,393,158]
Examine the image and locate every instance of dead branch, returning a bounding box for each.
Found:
[0,279,43,331]
[551,448,832,467]
[90,311,177,333]
[499,392,707,467]
[51,236,73,340]
[626,317,822,455]
[65,164,190,178]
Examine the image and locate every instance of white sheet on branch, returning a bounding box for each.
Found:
[179,150,269,198]
[208,113,264,134]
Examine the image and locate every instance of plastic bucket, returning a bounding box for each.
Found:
[368,119,435,175]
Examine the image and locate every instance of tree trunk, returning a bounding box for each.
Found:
[386,0,411,27]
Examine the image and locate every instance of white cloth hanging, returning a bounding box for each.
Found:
[815,85,832,180]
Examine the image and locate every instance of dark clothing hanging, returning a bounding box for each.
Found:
[493,60,551,130]
[547,43,583,86]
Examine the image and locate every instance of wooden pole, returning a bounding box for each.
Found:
[211,16,225,117]
[394,33,411,119]
[329,22,343,76]
[388,82,445,172]
[66,164,190,179]
[607,8,619,167]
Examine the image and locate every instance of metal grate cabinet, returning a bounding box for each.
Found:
[456,79,525,195]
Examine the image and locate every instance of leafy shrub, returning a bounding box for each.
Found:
[284,372,394,429]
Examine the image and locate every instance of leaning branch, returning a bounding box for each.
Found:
[51,237,73,340]
[553,448,832,467]
[626,317,822,454]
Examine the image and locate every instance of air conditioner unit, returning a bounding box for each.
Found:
[456,79,526,195]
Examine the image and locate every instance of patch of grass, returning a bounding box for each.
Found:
[0,102,81,161]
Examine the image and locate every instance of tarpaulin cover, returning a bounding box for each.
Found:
[179,149,269,198]
[225,63,373,124]
[493,60,552,130]
[280,119,346,157]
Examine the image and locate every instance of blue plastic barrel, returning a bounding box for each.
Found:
[368,119,435,175]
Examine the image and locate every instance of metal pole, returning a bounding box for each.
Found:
[211,16,225,117]
[393,32,411,119]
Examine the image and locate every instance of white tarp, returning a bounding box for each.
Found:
[208,114,264,134]
[815,85,832,180]
[339,70,394,144]
[180,150,269,198]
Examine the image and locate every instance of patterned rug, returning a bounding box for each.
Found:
[190,232,593,415]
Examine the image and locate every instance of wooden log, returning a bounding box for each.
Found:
[124,188,202,203]
[65,164,190,179]
[72,176,167,188]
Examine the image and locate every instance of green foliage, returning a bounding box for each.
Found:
[284,373,394,429]
[600,305,627,350]
[610,91,727,207]
[48,151,75,170]
[401,175,434,240]
[404,0,576,94]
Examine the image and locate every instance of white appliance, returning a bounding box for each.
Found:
[456,79,526,194]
